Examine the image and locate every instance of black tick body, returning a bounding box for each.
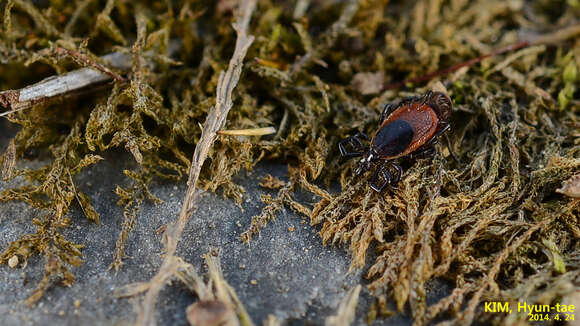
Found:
[339,91,452,192]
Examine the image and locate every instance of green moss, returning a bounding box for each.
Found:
[0,0,579,324]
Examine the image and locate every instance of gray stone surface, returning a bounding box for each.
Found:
[0,119,418,325]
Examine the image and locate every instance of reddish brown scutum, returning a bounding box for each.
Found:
[376,102,439,159]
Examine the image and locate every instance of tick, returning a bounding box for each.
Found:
[339,91,453,192]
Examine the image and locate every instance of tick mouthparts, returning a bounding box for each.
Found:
[355,160,369,176]
[355,160,363,175]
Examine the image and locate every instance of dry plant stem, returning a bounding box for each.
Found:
[325,285,362,326]
[206,253,255,326]
[263,315,282,326]
[382,41,530,91]
[178,253,254,326]
[1,139,16,181]
[176,262,211,301]
[134,1,257,325]
[290,0,359,75]
[382,23,580,91]
[54,47,126,82]
[0,41,179,115]
[522,23,580,46]
[64,0,94,36]
[0,51,132,113]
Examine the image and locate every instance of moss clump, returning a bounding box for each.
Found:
[0,0,579,324]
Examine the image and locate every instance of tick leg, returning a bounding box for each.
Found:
[432,121,460,162]
[379,103,396,125]
[390,163,403,183]
[339,141,364,158]
[408,146,437,160]
[370,163,391,192]
[432,121,451,141]
[421,90,434,105]
[419,121,451,150]
[356,132,370,141]
[445,133,460,163]
[398,95,421,107]
[338,132,369,158]
[404,121,450,161]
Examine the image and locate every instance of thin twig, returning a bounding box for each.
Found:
[66,168,89,223]
[274,108,289,140]
[64,0,95,36]
[181,252,255,326]
[0,106,33,118]
[520,23,580,46]
[1,139,16,181]
[207,252,255,326]
[290,0,359,75]
[382,41,530,91]
[325,285,362,326]
[134,1,257,325]
[0,51,132,112]
[0,43,179,114]
[382,23,580,91]
[54,47,127,82]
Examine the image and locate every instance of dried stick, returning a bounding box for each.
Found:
[325,285,362,326]
[179,252,255,326]
[290,0,359,75]
[382,23,580,91]
[382,41,530,91]
[0,51,132,113]
[54,47,127,82]
[0,41,180,116]
[1,139,16,181]
[134,1,257,325]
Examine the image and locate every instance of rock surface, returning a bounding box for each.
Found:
[0,119,422,325]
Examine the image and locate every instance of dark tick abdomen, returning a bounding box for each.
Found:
[372,119,414,157]
[376,102,439,158]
